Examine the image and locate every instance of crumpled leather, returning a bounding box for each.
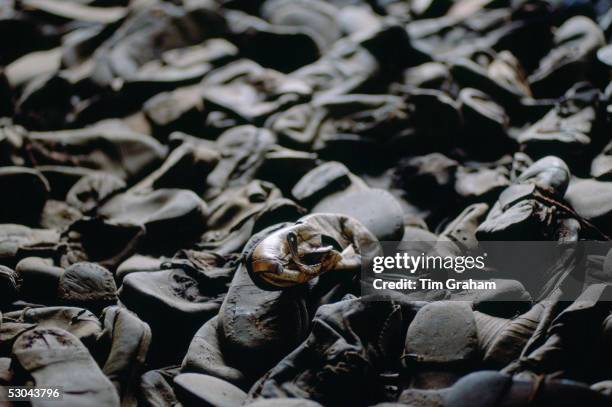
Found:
[504,284,612,381]
[247,295,422,406]
[25,123,167,183]
[11,327,120,407]
[98,306,151,407]
[245,213,380,290]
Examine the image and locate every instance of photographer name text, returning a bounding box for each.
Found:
[372,278,496,290]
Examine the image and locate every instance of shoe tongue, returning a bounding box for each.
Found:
[298,245,333,266]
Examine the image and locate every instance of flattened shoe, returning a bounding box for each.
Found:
[12,327,119,407]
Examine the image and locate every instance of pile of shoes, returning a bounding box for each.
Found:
[1,0,612,406]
